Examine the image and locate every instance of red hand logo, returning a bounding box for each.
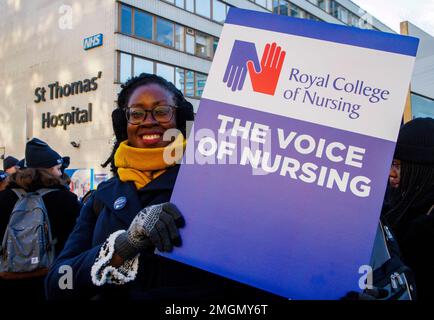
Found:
[247,42,286,96]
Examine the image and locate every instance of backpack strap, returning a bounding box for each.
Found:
[11,188,27,201]
[35,188,57,197]
[35,188,58,246]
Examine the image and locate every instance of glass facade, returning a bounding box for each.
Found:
[175,25,185,51]
[156,17,174,47]
[117,0,389,102]
[133,56,153,76]
[118,52,207,99]
[161,0,231,23]
[411,93,434,119]
[156,63,175,84]
[160,0,378,29]
[195,31,213,58]
[212,0,227,24]
[273,0,320,21]
[120,4,219,60]
[196,0,211,18]
[120,5,132,35]
[249,0,273,11]
[120,53,132,83]
[134,10,153,40]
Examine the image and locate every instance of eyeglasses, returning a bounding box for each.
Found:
[125,105,176,125]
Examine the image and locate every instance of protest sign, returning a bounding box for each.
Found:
[165,8,419,299]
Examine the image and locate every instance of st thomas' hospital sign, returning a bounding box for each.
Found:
[33,71,102,130]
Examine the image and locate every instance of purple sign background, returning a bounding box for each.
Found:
[164,99,396,299]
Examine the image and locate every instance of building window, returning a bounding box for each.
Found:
[273,0,278,14]
[120,53,132,83]
[339,7,349,24]
[330,1,347,23]
[318,0,328,12]
[290,4,302,18]
[195,73,207,97]
[156,17,174,47]
[196,0,211,18]
[411,93,434,119]
[213,38,219,54]
[121,5,132,35]
[175,25,185,51]
[279,0,289,16]
[119,52,207,98]
[134,57,153,76]
[186,32,195,54]
[348,12,359,27]
[162,0,229,24]
[185,70,195,97]
[186,0,194,12]
[250,0,272,10]
[195,31,213,58]
[119,5,218,60]
[156,63,175,84]
[213,0,226,23]
[272,0,320,21]
[175,67,185,92]
[134,10,153,40]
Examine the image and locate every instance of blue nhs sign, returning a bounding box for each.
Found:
[83,34,103,50]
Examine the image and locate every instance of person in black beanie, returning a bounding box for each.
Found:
[0,138,80,300]
[382,117,434,300]
[25,138,64,177]
[3,156,19,175]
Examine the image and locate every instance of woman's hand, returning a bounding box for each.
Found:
[114,202,185,260]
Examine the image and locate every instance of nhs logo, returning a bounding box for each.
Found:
[83,34,103,50]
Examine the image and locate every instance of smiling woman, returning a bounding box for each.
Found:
[45,73,286,301]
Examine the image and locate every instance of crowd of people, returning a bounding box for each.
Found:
[0,73,433,301]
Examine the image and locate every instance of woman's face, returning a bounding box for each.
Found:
[48,164,62,178]
[389,158,401,189]
[126,84,177,148]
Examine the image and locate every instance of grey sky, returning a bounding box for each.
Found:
[351,0,434,35]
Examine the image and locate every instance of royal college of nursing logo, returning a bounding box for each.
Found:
[223,41,286,95]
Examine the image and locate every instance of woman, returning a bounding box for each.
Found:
[46,73,283,301]
[382,117,434,300]
[0,138,80,299]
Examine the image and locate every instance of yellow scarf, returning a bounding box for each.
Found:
[114,134,186,189]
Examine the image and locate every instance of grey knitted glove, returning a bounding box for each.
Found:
[114,202,185,260]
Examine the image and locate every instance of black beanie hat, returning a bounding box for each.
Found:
[61,156,70,174]
[0,170,8,182]
[25,138,63,169]
[3,156,19,170]
[394,117,434,165]
[16,159,25,169]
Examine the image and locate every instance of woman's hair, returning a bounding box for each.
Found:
[61,172,71,185]
[382,161,434,230]
[102,73,194,174]
[10,167,66,190]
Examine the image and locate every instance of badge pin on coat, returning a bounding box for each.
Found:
[114,196,127,210]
